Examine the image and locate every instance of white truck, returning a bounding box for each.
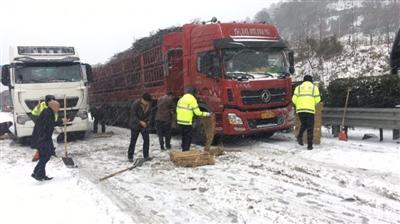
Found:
[1,46,92,141]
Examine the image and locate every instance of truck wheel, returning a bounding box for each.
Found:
[18,136,31,145]
[74,131,85,140]
[264,132,274,139]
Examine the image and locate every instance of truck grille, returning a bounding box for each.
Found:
[241,88,286,105]
[58,110,78,121]
[28,110,78,121]
[247,116,284,129]
[25,97,79,110]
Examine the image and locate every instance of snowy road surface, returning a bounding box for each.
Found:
[0,112,399,224]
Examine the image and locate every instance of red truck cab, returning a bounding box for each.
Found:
[163,22,295,137]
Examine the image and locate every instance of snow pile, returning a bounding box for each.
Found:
[0,113,132,224]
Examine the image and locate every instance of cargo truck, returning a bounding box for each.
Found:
[89,20,295,142]
[1,46,92,141]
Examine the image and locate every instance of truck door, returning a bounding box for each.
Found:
[166,49,183,95]
[195,50,223,112]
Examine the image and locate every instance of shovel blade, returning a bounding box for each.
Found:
[338,131,348,141]
[62,157,76,168]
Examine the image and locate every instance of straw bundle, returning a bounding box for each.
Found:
[169,150,215,167]
[294,103,322,145]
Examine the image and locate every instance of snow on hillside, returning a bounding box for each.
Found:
[295,42,390,84]
[1,112,399,224]
[327,0,363,11]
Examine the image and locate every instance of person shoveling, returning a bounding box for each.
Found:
[31,100,68,181]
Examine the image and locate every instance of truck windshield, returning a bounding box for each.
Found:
[223,48,288,80]
[15,63,82,83]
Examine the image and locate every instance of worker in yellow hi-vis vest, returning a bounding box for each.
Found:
[176,87,211,151]
[292,75,321,150]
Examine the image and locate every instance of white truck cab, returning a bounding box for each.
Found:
[1,46,92,140]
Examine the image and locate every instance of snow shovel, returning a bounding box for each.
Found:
[338,88,351,141]
[62,96,75,167]
[98,158,144,182]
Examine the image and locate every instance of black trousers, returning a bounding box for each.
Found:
[128,128,149,159]
[179,124,192,152]
[93,118,106,133]
[298,112,315,147]
[156,120,171,149]
[33,154,51,178]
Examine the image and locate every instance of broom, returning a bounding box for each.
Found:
[62,95,75,167]
[338,88,351,141]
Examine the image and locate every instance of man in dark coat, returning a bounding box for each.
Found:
[155,91,175,150]
[31,100,64,181]
[127,93,153,162]
[31,95,57,161]
[91,104,106,133]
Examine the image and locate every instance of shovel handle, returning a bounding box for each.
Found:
[341,88,351,128]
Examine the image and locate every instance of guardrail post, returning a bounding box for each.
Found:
[393,129,400,140]
[379,128,383,142]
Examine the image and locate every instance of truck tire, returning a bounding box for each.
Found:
[264,132,274,139]
[18,136,31,146]
[74,131,85,140]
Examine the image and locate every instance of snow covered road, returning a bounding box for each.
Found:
[0,111,399,223]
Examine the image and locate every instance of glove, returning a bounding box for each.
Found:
[204,112,212,117]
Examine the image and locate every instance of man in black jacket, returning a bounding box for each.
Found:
[31,100,65,181]
[127,93,153,162]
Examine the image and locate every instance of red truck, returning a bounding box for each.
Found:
[89,20,295,142]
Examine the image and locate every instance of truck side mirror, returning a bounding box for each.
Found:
[1,65,11,86]
[288,51,295,74]
[85,64,93,82]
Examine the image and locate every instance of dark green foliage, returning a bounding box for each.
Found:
[325,75,400,108]
[316,36,343,59]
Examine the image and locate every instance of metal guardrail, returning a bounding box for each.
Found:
[322,107,400,129]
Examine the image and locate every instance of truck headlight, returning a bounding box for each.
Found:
[17,115,31,125]
[77,111,88,120]
[227,113,243,125]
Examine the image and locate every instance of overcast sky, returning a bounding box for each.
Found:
[0,0,279,65]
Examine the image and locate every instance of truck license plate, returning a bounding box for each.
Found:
[261,111,275,119]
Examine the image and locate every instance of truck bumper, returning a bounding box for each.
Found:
[218,105,295,136]
[15,118,89,138]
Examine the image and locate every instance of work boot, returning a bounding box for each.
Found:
[297,136,304,146]
[307,145,313,150]
[143,157,153,162]
[43,176,53,181]
[31,173,43,181]
[128,158,134,163]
